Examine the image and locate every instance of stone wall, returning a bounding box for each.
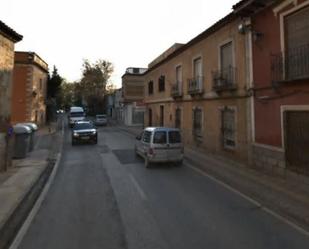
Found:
[252,143,286,175]
[0,34,15,171]
[0,34,14,128]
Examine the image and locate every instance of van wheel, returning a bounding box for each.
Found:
[145,157,151,168]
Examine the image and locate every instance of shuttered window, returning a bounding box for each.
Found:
[175,108,181,129]
[285,6,309,51]
[284,6,309,79]
[222,108,236,148]
[193,108,202,136]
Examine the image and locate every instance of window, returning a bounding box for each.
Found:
[39,79,43,90]
[220,42,234,84]
[175,108,181,128]
[176,65,182,83]
[142,131,152,143]
[148,108,152,126]
[193,57,202,78]
[284,6,309,79]
[153,131,167,144]
[160,105,164,126]
[168,131,181,144]
[148,81,153,95]
[158,75,165,92]
[133,68,139,74]
[193,108,202,136]
[222,108,236,148]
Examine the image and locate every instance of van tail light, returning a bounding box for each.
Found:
[148,148,154,155]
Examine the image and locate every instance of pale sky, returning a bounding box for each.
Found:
[1,0,238,87]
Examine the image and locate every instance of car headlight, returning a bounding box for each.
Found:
[92,131,97,135]
[73,132,79,137]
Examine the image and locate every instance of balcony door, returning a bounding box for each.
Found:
[193,57,202,88]
[285,6,309,79]
[176,65,182,92]
[220,41,233,85]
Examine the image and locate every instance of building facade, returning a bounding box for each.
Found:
[11,51,48,126]
[234,0,309,175]
[122,67,147,126]
[113,88,123,122]
[143,14,252,163]
[0,21,22,171]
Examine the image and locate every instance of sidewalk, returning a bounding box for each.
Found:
[0,121,63,249]
[114,122,309,231]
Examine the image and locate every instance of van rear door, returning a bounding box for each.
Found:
[152,130,168,161]
[167,130,183,161]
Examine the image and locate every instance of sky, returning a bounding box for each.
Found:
[1,0,238,87]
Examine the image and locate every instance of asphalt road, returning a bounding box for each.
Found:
[17,125,309,249]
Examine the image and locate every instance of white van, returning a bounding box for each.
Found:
[135,127,184,168]
[69,106,85,127]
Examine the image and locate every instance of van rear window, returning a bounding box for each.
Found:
[153,131,167,144]
[168,131,181,143]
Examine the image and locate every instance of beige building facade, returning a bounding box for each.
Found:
[143,13,252,163]
[0,21,22,171]
[11,52,48,126]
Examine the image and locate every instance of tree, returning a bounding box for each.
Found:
[59,81,75,110]
[79,59,114,115]
[47,66,63,100]
[46,66,64,121]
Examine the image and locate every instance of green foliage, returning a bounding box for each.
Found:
[77,59,114,114]
[47,66,63,100]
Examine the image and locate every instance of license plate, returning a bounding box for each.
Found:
[81,136,89,140]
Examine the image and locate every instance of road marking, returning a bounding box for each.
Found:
[9,121,65,249]
[129,173,147,201]
[185,162,309,238]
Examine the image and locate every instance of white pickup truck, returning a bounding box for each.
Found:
[69,106,85,128]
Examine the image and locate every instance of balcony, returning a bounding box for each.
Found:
[212,66,237,92]
[171,81,183,98]
[188,76,204,95]
[271,44,309,83]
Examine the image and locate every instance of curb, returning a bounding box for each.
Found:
[0,120,65,249]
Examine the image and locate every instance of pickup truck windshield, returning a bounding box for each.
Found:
[70,112,84,117]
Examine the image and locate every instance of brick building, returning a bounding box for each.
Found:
[121,67,147,126]
[11,51,48,126]
[0,20,22,171]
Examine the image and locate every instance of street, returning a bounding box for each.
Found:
[16,125,309,249]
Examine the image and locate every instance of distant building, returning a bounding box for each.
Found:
[11,51,48,126]
[121,67,147,126]
[105,93,115,117]
[0,20,22,171]
[113,88,123,122]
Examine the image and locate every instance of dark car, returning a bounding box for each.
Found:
[72,121,97,145]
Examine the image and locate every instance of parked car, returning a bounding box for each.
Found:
[72,121,97,145]
[135,127,184,168]
[69,106,85,128]
[95,114,107,126]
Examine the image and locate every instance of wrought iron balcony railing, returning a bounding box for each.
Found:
[212,66,237,91]
[187,76,204,95]
[271,44,309,83]
[171,81,183,97]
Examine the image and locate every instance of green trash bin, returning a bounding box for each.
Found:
[13,125,32,158]
[19,123,38,151]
